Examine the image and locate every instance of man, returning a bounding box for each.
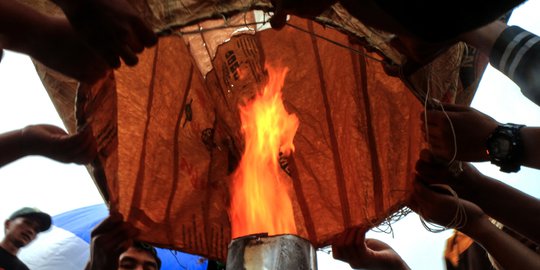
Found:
[117,242,161,270]
[0,207,52,270]
[85,213,161,270]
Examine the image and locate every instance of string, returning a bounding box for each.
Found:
[157,12,386,64]
[439,103,458,165]
[420,65,466,232]
[419,184,468,233]
[283,22,385,63]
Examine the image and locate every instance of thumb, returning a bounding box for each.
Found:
[270,0,287,29]
[434,102,470,112]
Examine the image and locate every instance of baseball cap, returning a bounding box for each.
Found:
[9,207,52,232]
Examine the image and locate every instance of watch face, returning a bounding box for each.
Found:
[488,136,511,158]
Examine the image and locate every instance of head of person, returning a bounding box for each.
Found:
[3,207,51,248]
[118,241,161,270]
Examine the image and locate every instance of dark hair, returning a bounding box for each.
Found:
[133,241,161,269]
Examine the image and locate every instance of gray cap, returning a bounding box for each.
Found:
[9,207,52,232]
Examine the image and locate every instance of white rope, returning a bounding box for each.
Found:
[420,66,466,232]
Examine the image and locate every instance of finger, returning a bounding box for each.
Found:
[415,168,447,187]
[411,177,432,204]
[270,0,288,29]
[126,33,144,54]
[438,103,470,112]
[343,228,357,249]
[429,146,452,161]
[119,45,138,66]
[425,110,447,126]
[40,124,69,135]
[419,149,434,162]
[99,48,121,69]
[68,138,98,164]
[56,130,91,156]
[92,214,123,235]
[332,232,345,259]
[352,228,367,252]
[332,229,352,260]
[365,238,390,251]
[132,18,157,47]
[415,159,436,176]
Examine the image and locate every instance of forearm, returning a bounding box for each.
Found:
[488,25,540,107]
[521,127,540,169]
[0,129,29,167]
[0,1,51,54]
[464,217,540,270]
[459,20,506,57]
[464,174,540,244]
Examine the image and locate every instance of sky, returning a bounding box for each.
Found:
[1,1,540,269]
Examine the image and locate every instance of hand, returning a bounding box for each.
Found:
[54,0,157,68]
[21,124,97,164]
[390,35,455,72]
[269,0,337,29]
[415,149,484,200]
[332,227,410,270]
[408,175,486,234]
[23,16,109,84]
[86,212,139,270]
[422,103,499,162]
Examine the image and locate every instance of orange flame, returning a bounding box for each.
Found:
[230,66,299,238]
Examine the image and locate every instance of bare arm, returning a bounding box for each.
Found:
[416,149,540,245]
[424,103,540,170]
[0,0,108,83]
[0,129,28,167]
[409,176,540,270]
[86,212,138,270]
[462,170,540,245]
[0,124,96,167]
[50,0,157,68]
[463,212,540,270]
[520,127,540,169]
[459,20,507,57]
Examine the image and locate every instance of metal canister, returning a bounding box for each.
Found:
[226,233,317,270]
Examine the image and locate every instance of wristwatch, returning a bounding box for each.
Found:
[485,123,526,173]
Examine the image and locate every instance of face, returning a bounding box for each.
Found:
[4,217,40,248]
[118,247,158,270]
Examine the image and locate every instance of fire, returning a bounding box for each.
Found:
[230,65,299,238]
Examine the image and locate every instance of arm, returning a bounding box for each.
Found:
[408,176,540,270]
[416,149,540,245]
[0,0,108,83]
[462,171,540,245]
[459,20,506,57]
[332,227,410,270]
[50,0,157,68]
[0,124,96,167]
[86,212,138,270]
[424,103,540,170]
[465,23,540,107]
[520,127,540,169]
